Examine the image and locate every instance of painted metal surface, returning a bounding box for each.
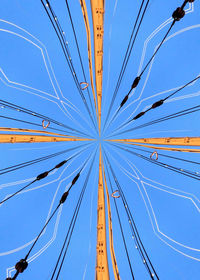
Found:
[96,147,110,280]
[79,0,98,120]
[102,163,120,280]
[90,0,105,132]
[0,127,91,143]
[112,137,200,146]
[110,137,200,153]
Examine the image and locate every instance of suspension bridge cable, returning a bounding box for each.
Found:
[113,142,200,167]
[113,0,149,97]
[24,205,60,260]
[0,115,81,136]
[111,142,200,179]
[6,168,83,280]
[64,0,98,128]
[104,149,158,278]
[0,179,37,206]
[104,151,159,280]
[0,145,91,205]
[0,99,89,137]
[51,153,95,280]
[106,20,174,130]
[130,75,200,122]
[107,103,200,138]
[102,150,135,279]
[129,105,200,133]
[103,0,150,132]
[111,142,200,181]
[0,144,86,175]
[40,0,97,132]
[108,0,194,125]
[139,22,175,78]
[0,142,91,176]
[24,156,90,262]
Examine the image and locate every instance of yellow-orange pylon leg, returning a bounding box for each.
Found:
[0,134,91,143]
[102,163,120,280]
[90,0,105,133]
[79,0,98,119]
[110,137,200,153]
[96,147,110,280]
[112,137,200,146]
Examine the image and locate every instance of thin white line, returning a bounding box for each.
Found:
[105,144,200,260]
[0,20,89,129]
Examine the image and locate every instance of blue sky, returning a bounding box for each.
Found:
[0,0,200,279]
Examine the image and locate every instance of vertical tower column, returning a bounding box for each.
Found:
[96,147,110,279]
[90,0,105,133]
